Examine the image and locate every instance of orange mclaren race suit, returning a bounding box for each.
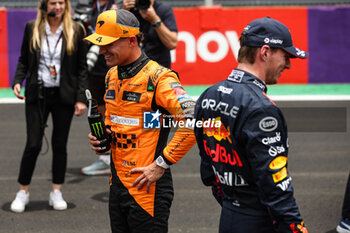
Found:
[103,53,196,232]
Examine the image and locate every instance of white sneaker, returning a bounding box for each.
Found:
[49,189,67,210]
[10,190,29,213]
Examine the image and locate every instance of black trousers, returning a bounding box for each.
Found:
[108,168,174,233]
[18,87,74,185]
[219,202,275,233]
[342,173,350,219]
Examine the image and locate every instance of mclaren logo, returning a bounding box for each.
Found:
[97,21,105,27]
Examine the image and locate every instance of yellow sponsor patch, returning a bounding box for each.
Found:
[269,156,287,170]
[272,167,287,183]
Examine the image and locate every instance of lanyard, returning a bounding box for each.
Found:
[45,32,63,66]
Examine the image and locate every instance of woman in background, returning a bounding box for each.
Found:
[11,0,88,213]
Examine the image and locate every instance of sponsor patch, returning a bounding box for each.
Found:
[169,82,182,89]
[203,117,231,143]
[173,87,187,96]
[268,145,285,157]
[262,132,281,145]
[180,100,196,110]
[269,156,287,170]
[111,115,139,126]
[183,107,194,116]
[259,116,278,132]
[147,77,154,91]
[201,99,239,119]
[122,91,141,103]
[212,165,247,187]
[296,48,306,58]
[120,71,128,79]
[128,83,142,87]
[176,94,192,102]
[203,140,242,167]
[122,160,136,166]
[264,38,283,45]
[272,167,287,183]
[105,89,115,100]
[105,74,110,89]
[253,79,265,91]
[277,177,292,191]
[217,85,233,94]
[227,70,244,83]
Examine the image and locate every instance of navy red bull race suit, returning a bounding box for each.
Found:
[104,53,196,232]
[194,69,308,233]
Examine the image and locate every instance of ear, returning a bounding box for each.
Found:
[128,36,138,46]
[259,45,271,61]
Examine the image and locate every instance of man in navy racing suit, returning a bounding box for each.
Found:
[194,17,309,233]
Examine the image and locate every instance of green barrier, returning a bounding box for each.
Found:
[183,84,350,97]
[1,84,350,99]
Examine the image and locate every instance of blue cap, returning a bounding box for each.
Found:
[241,17,308,59]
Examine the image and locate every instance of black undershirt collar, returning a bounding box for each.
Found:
[118,52,150,80]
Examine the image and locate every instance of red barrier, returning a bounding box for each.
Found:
[1,7,309,88]
[0,9,9,87]
[172,7,308,85]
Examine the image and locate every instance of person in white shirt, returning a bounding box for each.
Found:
[11,0,88,213]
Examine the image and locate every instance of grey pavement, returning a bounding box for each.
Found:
[0,100,349,233]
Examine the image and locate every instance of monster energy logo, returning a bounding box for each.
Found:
[91,122,104,138]
[121,72,127,78]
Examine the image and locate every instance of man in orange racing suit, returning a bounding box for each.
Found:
[85,9,196,232]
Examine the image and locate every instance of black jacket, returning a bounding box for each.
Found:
[13,20,88,104]
[194,68,305,233]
